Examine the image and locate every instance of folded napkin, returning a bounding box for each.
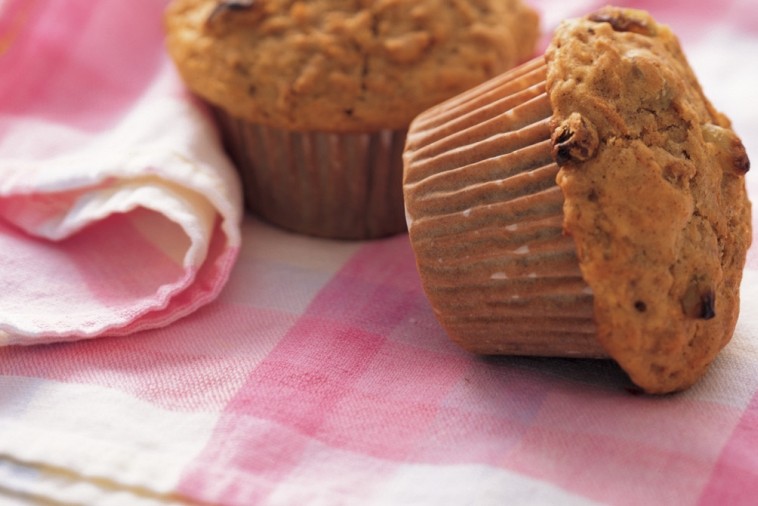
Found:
[0,0,242,345]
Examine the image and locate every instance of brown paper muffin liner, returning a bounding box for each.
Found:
[403,57,606,358]
[213,108,408,240]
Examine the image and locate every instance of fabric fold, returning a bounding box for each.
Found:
[0,0,243,344]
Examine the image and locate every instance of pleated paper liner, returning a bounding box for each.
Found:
[213,108,408,240]
[404,57,606,358]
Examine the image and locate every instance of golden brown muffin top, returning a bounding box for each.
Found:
[165,0,539,132]
[546,7,752,393]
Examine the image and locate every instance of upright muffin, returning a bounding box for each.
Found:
[403,7,752,394]
[165,0,540,239]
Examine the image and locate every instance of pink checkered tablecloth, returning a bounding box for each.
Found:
[0,0,756,504]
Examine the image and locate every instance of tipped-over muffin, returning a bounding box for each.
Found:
[165,0,540,239]
[403,7,752,394]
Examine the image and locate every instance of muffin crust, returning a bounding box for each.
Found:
[547,7,752,393]
[165,0,539,132]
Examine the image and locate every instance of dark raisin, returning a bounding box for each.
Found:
[554,127,573,145]
[554,143,574,166]
[634,301,647,312]
[207,0,256,25]
[551,113,599,166]
[700,290,716,320]
[682,284,716,320]
[588,9,654,36]
[733,142,750,174]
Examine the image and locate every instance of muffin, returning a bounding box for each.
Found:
[165,0,540,239]
[403,7,752,394]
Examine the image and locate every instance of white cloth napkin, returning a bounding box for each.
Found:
[0,0,242,344]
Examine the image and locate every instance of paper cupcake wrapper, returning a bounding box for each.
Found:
[213,109,407,240]
[404,58,606,358]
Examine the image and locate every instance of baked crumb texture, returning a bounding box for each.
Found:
[404,6,751,394]
[165,0,539,132]
[548,7,751,393]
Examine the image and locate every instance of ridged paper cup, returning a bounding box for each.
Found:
[213,109,408,240]
[403,57,605,358]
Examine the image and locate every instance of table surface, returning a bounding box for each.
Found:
[0,0,756,505]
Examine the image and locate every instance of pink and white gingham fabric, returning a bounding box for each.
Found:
[0,0,756,504]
